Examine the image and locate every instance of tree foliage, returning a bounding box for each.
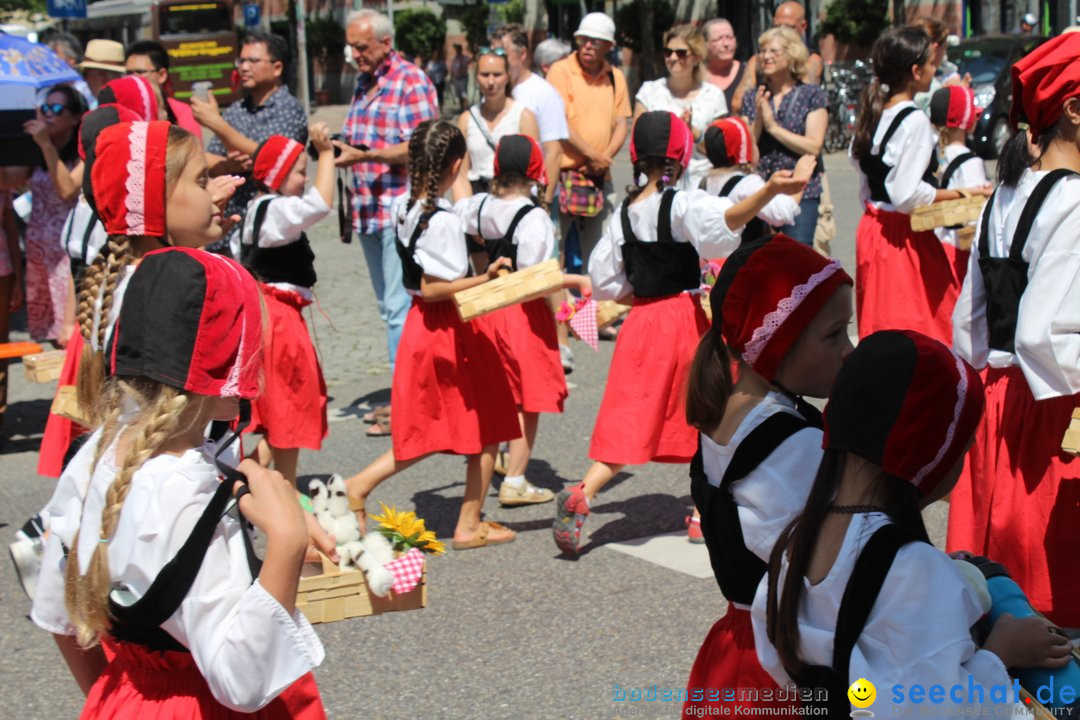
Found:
[395,8,446,60]
[821,0,890,47]
[614,0,675,53]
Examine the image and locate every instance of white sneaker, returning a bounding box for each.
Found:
[9,535,44,601]
[499,481,555,506]
[560,344,574,375]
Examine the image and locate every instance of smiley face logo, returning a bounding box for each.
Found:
[848,678,876,709]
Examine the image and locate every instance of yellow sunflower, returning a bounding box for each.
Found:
[370,502,445,555]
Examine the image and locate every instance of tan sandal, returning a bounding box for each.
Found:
[451,520,517,550]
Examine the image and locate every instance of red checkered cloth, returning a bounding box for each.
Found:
[384,547,426,594]
[569,298,599,351]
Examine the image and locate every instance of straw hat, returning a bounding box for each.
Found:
[78,39,126,73]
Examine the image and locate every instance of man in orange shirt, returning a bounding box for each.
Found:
[546,12,632,268]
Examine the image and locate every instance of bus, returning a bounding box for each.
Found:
[70,0,238,104]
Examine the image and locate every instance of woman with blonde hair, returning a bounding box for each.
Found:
[740,26,827,246]
[633,23,729,189]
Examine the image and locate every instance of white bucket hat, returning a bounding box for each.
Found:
[575,12,616,44]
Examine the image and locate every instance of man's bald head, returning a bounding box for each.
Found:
[774,1,808,33]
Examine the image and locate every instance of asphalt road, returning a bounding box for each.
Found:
[0,108,954,719]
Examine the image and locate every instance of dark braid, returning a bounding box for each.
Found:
[656,158,679,194]
[625,157,679,203]
[416,120,466,231]
[405,119,435,217]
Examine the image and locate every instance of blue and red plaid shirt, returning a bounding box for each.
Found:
[342,51,438,235]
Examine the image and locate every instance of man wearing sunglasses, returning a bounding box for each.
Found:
[546,11,631,269]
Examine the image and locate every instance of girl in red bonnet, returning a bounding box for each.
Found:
[682,234,853,717]
[32,247,326,718]
[949,31,1080,629]
[553,110,810,556]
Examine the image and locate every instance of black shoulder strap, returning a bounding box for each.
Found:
[619,198,638,245]
[337,170,353,244]
[940,152,978,190]
[719,174,744,198]
[1009,169,1077,261]
[877,106,918,154]
[121,476,239,627]
[830,524,923,681]
[475,194,490,242]
[408,207,445,252]
[607,69,616,98]
[977,187,997,258]
[504,203,538,244]
[250,195,273,249]
[657,189,677,244]
[718,411,809,491]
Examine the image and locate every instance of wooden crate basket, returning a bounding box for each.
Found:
[955,226,976,252]
[595,300,631,329]
[910,195,986,232]
[1061,408,1080,455]
[296,553,426,624]
[455,259,563,322]
[24,349,67,383]
[51,385,91,426]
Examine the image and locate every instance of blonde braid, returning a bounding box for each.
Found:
[75,252,107,344]
[75,236,134,425]
[65,382,190,648]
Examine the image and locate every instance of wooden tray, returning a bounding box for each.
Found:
[1061,408,1080,455]
[51,385,90,426]
[296,552,426,624]
[595,300,631,329]
[23,349,66,383]
[910,195,986,232]
[455,259,564,322]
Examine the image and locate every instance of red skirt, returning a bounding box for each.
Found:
[855,204,960,345]
[684,606,800,716]
[945,365,1080,626]
[37,327,87,477]
[588,293,708,465]
[82,638,325,719]
[246,286,327,451]
[391,297,520,461]
[479,298,566,414]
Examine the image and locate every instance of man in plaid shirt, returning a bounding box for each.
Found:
[336,9,438,405]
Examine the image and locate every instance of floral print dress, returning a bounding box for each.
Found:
[25,166,76,341]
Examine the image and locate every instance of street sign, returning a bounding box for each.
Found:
[47,0,86,20]
[243,2,261,26]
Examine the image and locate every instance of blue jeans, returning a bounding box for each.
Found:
[778,197,820,247]
[359,226,411,375]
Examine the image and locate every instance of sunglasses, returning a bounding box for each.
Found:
[478,46,507,57]
[663,47,692,60]
[39,103,69,116]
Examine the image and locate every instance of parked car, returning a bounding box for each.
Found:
[948,34,1046,158]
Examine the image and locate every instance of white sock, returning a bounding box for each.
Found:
[503,475,526,489]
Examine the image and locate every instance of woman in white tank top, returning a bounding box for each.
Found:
[452,49,539,198]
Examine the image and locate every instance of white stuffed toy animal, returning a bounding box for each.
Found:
[307,475,395,597]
